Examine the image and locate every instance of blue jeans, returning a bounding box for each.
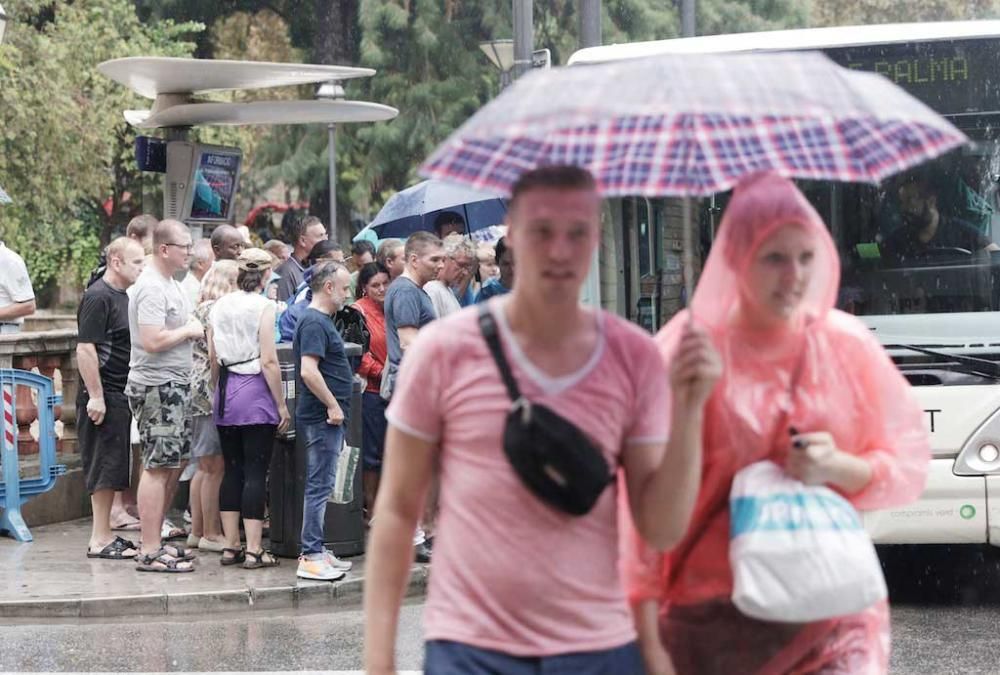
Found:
[300,420,344,556]
[424,640,645,674]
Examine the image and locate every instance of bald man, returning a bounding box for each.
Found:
[210,224,246,261]
[78,237,147,561]
[127,219,204,572]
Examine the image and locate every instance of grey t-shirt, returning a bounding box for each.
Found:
[384,276,436,373]
[275,256,306,303]
[127,266,193,387]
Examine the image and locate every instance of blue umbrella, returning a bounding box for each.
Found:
[354,179,506,243]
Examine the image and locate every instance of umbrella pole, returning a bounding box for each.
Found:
[682,196,694,322]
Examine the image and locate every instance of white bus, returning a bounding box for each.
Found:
[570,21,1000,547]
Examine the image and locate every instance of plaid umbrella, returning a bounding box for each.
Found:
[420,50,967,299]
[421,51,966,197]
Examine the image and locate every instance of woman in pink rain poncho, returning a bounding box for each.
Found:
[622,172,930,674]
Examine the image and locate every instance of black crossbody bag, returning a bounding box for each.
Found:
[477,304,614,516]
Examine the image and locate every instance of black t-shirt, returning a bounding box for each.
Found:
[77,278,131,397]
[882,216,991,262]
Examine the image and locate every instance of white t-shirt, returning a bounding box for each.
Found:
[423,280,461,319]
[0,242,35,329]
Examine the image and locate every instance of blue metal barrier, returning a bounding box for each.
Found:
[0,369,65,542]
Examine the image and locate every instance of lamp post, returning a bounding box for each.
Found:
[315,80,345,234]
[0,4,8,45]
[479,39,515,92]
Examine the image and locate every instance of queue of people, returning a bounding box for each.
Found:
[52,164,934,673]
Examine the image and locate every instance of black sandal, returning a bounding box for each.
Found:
[160,542,196,561]
[243,549,280,569]
[135,548,195,573]
[87,536,138,560]
[220,547,245,566]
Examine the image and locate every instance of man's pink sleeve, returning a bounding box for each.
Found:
[385,327,444,443]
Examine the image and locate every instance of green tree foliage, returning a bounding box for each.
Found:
[0,0,200,291]
[813,0,1000,26]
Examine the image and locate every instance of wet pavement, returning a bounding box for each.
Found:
[0,598,997,673]
[0,600,426,672]
[0,517,427,617]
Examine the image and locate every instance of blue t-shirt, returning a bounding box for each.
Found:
[384,276,436,372]
[293,307,353,424]
[475,278,511,303]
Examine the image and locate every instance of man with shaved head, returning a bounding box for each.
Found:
[127,219,204,572]
[210,224,246,262]
[78,237,146,561]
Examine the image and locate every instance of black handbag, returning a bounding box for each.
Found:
[478,304,614,516]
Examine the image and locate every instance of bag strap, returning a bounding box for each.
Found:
[477,304,522,403]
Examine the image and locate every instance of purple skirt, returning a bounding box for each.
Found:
[213,372,279,427]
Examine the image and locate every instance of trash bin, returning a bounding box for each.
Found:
[269,342,366,558]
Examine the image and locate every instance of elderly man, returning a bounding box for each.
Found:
[181,239,215,306]
[377,239,405,280]
[78,237,146,560]
[276,216,329,302]
[364,166,720,673]
[422,234,476,318]
[210,224,246,262]
[127,219,204,573]
[264,239,291,264]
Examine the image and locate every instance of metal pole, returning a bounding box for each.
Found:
[579,0,601,49]
[328,123,337,233]
[681,0,696,38]
[513,0,533,80]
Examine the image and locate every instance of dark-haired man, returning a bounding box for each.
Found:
[365,166,721,673]
[275,216,329,301]
[434,210,466,239]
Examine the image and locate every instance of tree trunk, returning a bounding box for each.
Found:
[312,0,361,244]
[312,0,360,64]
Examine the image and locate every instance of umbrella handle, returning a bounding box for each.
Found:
[682,197,694,325]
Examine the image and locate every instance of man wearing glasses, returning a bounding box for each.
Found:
[126,219,205,573]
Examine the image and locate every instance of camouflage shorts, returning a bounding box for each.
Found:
[126,381,192,470]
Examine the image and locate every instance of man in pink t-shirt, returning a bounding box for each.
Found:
[364,165,721,674]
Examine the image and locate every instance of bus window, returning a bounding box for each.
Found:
[831,145,1000,316]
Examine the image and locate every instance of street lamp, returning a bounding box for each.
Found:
[0,4,8,45]
[315,79,345,235]
[479,39,515,90]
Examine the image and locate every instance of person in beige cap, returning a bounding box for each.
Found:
[207,248,290,569]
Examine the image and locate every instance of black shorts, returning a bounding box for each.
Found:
[78,393,132,494]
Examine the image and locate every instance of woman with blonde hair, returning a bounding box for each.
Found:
[209,249,290,569]
[187,260,239,553]
[622,173,930,674]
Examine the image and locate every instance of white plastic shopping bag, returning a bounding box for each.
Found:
[330,441,360,505]
[729,461,887,622]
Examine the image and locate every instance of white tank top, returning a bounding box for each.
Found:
[209,291,273,375]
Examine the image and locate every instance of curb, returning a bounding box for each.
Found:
[0,566,428,620]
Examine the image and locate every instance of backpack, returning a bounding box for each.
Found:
[334,304,370,371]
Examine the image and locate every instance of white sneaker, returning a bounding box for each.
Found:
[323,549,353,572]
[297,555,347,581]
